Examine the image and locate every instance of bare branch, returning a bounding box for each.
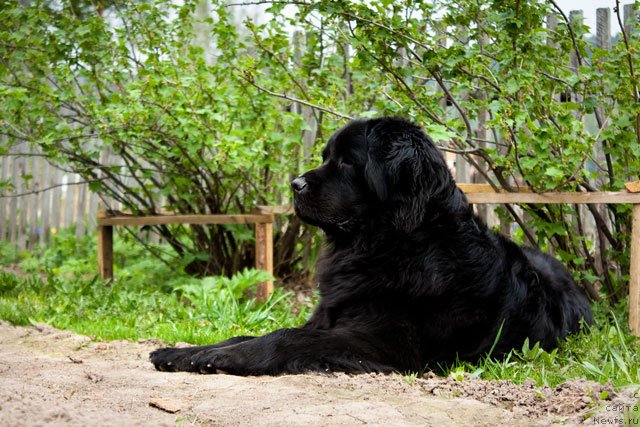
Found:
[437,145,483,155]
[225,1,310,6]
[237,70,353,120]
[547,0,583,67]
[0,178,106,198]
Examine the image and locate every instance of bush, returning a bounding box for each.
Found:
[0,0,316,278]
[238,0,640,304]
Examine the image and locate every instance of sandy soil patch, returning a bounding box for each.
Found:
[0,321,637,426]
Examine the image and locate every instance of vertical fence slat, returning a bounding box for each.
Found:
[589,8,613,280]
[596,8,612,50]
[63,174,76,229]
[39,160,51,245]
[9,145,25,245]
[547,13,561,106]
[569,10,584,72]
[17,152,29,250]
[547,12,558,45]
[76,182,87,240]
[50,166,63,236]
[0,153,9,241]
[568,10,584,111]
[99,148,113,209]
[28,156,40,250]
[88,185,99,234]
[623,3,636,36]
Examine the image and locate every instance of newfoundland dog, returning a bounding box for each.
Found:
[150,116,592,375]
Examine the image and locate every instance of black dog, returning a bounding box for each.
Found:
[150,117,592,375]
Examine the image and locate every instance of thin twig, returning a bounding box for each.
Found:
[615,0,640,147]
[237,70,353,120]
[437,145,483,155]
[547,0,583,68]
[225,1,310,6]
[0,178,106,198]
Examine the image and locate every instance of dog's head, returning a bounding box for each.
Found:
[292,117,465,235]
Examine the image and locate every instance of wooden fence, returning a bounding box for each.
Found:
[0,144,158,249]
[0,143,101,250]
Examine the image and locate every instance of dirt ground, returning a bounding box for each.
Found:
[0,321,637,426]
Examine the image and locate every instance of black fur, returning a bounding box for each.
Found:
[150,117,592,375]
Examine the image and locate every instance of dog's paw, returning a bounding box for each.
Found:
[150,346,243,374]
[149,347,202,372]
[190,348,239,374]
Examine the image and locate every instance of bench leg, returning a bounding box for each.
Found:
[255,222,273,301]
[98,223,113,280]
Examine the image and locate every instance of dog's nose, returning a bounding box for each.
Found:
[291,177,308,193]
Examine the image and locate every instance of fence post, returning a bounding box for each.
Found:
[9,144,26,246]
[472,32,489,225]
[623,3,636,35]
[629,204,640,336]
[39,160,51,245]
[97,209,113,280]
[28,156,39,250]
[0,149,9,241]
[254,220,274,301]
[568,10,584,110]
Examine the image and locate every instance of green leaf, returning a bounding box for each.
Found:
[424,124,457,143]
[544,167,564,179]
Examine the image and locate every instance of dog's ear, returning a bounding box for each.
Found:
[364,118,454,232]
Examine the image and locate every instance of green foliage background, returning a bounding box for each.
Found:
[1,0,639,304]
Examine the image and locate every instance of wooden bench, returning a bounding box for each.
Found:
[97,212,274,301]
[97,183,640,335]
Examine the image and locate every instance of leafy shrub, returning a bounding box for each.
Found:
[240,0,640,303]
[0,0,313,278]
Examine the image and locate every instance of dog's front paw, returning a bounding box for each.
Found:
[150,346,202,372]
[190,348,241,375]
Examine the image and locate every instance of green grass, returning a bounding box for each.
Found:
[0,268,312,344]
[624,398,640,424]
[0,232,315,345]
[439,305,640,388]
[1,233,639,389]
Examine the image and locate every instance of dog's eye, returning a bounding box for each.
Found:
[338,158,353,167]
